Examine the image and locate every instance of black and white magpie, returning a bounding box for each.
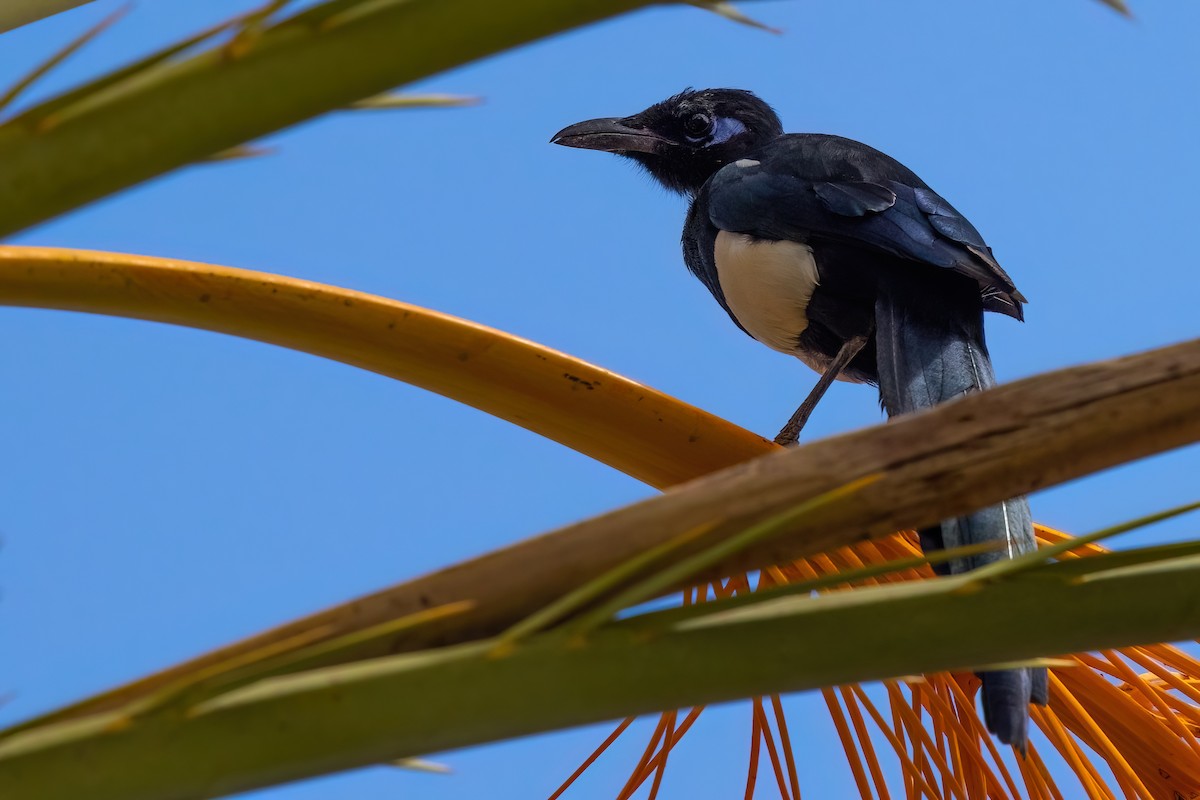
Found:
[552,88,1046,749]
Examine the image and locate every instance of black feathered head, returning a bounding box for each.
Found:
[552,88,783,195]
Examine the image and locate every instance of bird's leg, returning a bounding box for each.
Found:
[774,332,871,446]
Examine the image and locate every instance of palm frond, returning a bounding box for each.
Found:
[0,0,658,236]
[0,0,97,34]
[2,532,1198,800]
[1,246,1197,800]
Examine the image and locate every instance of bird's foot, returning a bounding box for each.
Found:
[773,425,802,447]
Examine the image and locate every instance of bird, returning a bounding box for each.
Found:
[552,88,1046,750]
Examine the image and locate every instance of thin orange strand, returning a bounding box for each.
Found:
[746,699,762,800]
[926,676,1020,799]
[1012,741,1049,800]
[641,589,694,799]
[922,684,957,800]
[787,558,824,582]
[1044,701,1120,799]
[1031,705,1112,800]
[942,685,999,797]
[823,688,874,799]
[753,698,793,800]
[884,683,969,800]
[919,683,976,800]
[1101,650,1200,763]
[1054,662,1200,795]
[840,686,898,800]
[1047,671,1152,799]
[625,707,707,795]
[894,683,931,800]
[547,716,636,800]
[1026,741,1067,800]
[1074,651,1198,725]
[1125,647,1200,710]
[888,685,918,800]
[848,685,943,800]
[646,710,677,800]
[769,694,802,800]
[1072,652,1130,683]
[919,684,956,800]
[619,591,692,800]
[1139,642,1200,679]
[809,553,845,584]
[764,565,792,587]
[720,574,751,599]
[616,714,670,800]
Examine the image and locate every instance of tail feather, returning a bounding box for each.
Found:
[875,271,1044,750]
[981,669,1033,754]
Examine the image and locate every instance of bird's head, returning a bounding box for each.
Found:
[551,88,783,196]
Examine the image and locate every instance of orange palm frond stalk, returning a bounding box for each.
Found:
[2,247,1198,800]
[0,246,768,488]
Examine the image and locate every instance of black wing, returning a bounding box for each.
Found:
[706,135,1026,320]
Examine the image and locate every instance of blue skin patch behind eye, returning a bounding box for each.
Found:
[710,116,748,144]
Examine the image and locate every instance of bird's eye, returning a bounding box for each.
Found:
[683,113,713,138]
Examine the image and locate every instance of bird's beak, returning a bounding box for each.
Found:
[550,117,674,155]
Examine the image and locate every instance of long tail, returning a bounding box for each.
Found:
[874,271,1047,751]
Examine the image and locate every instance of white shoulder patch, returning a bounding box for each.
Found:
[734,159,760,168]
[713,232,820,357]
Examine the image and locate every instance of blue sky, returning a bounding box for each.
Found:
[1,1,1197,797]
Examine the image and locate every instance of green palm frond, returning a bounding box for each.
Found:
[2,520,1197,800]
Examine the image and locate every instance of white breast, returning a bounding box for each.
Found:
[714,231,820,358]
